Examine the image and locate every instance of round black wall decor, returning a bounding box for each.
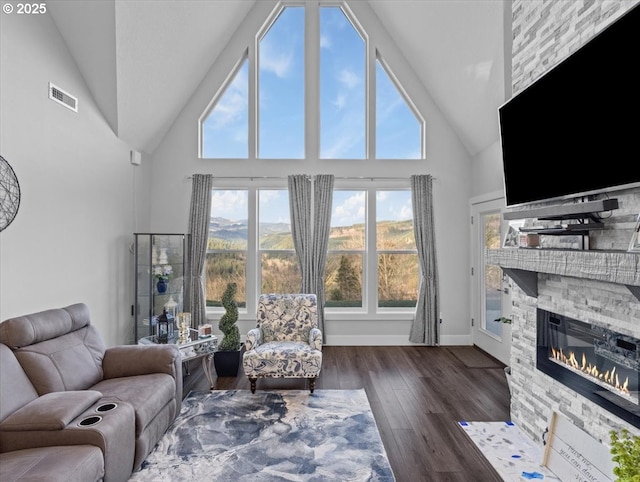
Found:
[0,156,21,232]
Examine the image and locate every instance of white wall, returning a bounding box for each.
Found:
[0,11,140,346]
[0,2,482,347]
[470,140,504,198]
[148,1,474,345]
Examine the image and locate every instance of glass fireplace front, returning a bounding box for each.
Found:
[537,309,640,429]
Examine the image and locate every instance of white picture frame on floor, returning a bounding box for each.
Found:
[542,411,615,481]
[629,214,640,252]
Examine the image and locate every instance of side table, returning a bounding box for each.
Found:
[139,330,219,389]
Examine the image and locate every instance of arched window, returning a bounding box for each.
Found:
[199,2,424,160]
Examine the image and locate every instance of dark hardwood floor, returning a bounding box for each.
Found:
[182,345,510,482]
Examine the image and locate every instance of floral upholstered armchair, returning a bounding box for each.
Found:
[243,294,322,393]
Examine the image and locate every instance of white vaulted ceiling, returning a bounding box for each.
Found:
[48,0,508,157]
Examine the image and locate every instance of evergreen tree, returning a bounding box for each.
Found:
[218,282,240,351]
[336,255,361,301]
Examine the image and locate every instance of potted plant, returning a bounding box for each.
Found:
[213,283,242,377]
[153,264,173,293]
[610,429,640,482]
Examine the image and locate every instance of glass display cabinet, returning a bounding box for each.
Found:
[134,233,190,343]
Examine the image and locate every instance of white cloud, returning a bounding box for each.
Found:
[322,133,358,159]
[333,192,365,225]
[320,34,331,49]
[326,70,361,118]
[321,107,365,158]
[338,68,359,89]
[377,192,413,221]
[260,190,292,224]
[260,42,293,78]
[205,67,248,130]
[211,190,247,220]
[376,95,403,126]
[210,92,246,127]
[332,93,346,110]
[259,190,283,207]
[399,203,412,220]
[232,125,247,143]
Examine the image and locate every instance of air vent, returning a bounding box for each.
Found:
[48,82,78,112]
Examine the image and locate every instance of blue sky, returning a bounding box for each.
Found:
[211,190,248,222]
[211,189,412,227]
[207,8,419,232]
[201,5,421,160]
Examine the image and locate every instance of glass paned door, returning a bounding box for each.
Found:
[470,196,511,365]
[483,212,502,336]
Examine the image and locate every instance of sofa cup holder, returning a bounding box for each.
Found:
[78,415,102,427]
[96,402,117,412]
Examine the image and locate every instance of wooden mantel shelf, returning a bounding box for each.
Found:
[486,248,640,300]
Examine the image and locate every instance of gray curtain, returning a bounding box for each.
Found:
[187,174,213,329]
[288,175,313,291]
[288,174,334,334]
[311,175,334,334]
[410,174,440,345]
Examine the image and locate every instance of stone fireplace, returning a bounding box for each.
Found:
[487,236,640,444]
[498,0,640,446]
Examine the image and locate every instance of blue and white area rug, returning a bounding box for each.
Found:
[130,389,395,481]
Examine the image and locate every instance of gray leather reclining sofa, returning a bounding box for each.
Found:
[0,303,182,482]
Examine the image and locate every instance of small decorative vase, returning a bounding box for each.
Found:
[157,278,168,293]
[158,247,169,265]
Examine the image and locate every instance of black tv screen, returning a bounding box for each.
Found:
[499,4,640,207]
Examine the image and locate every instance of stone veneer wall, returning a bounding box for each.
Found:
[508,0,640,445]
[510,272,640,444]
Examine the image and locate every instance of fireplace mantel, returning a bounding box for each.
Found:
[486,249,640,300]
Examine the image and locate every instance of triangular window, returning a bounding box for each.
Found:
[376,57,423,159]
[201,56,248,159]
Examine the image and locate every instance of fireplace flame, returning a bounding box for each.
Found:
[550,346,629,395]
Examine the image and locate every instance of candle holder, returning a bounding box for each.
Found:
[157,309,170,343]
[177,312,191,344]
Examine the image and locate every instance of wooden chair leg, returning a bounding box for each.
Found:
[249,377,257,393]
[309,377,316,393]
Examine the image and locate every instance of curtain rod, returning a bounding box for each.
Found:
[187,175,431,181]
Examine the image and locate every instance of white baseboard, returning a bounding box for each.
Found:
[323,334,472,346]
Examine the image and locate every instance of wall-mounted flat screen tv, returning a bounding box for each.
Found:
[499,4,640,207]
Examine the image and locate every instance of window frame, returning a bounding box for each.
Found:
[207,181,294,316]
[375,53,426,160]
[375,188,419,311]
[325,188,368,312]
[206,180,419,320]
[326,184,419,315]
[198,1,425,161]
[319,4,369,159]
[257,5,306,159]
[257,188,301,293]
[206,187,252,311]
[198,53,249,159]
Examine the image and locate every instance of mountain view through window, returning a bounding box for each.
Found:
[206,188,417,309]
